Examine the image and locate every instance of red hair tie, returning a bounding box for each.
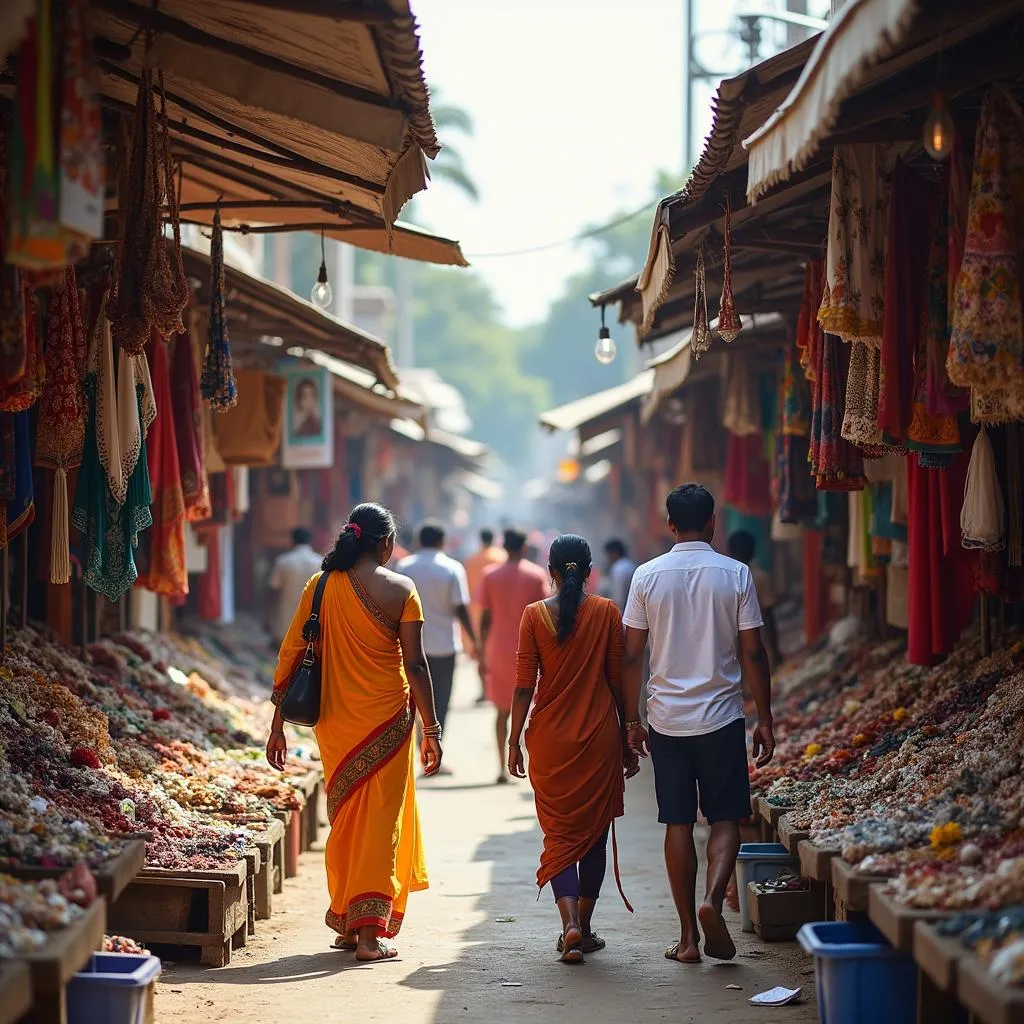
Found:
[344,522,362,540]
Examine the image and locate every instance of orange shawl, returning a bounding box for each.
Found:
[516,596,629,905]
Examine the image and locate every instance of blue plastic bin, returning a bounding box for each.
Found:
[67,953,161,1024]
[736,842,800,932]
[798,921,918,1024]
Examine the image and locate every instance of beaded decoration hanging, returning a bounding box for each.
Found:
[108,67,188,356]
[692,246,712,361]
[201,210,238,412]
[716,199,743,343]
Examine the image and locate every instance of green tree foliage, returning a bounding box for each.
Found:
[527,171,684,409]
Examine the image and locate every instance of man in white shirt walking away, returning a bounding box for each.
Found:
[398,522,478,744]
[266,527,322,647]
[622,484,775,966]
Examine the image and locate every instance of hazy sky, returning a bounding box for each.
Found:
[410,1,829,327]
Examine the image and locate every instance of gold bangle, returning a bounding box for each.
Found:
[624,720,643,730]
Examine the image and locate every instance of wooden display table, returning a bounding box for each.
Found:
[250,818,286,920]
[914,921,967,998]
[273,808,302,879]
[959,952,1024,1024]
[799,839,839,883]
[868,885,953,954]
[777,814,810,856]
[0,961,32,1024]
[21,899,106,1024]
[832,857,886,919]
[8,840,146,904]
[108,861,248,968]
[755,797,791,841]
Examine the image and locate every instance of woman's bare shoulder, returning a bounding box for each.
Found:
[378,566,415,595]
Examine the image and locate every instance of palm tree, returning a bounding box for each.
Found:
[428,87,479,204]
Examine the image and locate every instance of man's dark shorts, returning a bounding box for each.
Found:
[649,718,751,825]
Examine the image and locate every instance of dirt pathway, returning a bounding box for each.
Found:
[157,663,818,1023]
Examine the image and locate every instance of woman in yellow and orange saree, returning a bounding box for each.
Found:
[267,503,442,962]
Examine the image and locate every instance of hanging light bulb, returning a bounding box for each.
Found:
[923,92,955,162]
[311,228,333,309]
[594,305,617,365]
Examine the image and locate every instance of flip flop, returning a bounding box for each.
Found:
[560,923,585,964]
[665,941,702,964]
[355,939,399,962]
[557,932,607,954]
[698,904,737,961]
[332,936,357,951]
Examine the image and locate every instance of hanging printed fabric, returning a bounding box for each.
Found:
[57,0,103,243]
[818,145,899,345]
[6,0,68,269]
[948,87,1024,425]
[716,200,743,343]
[691,246,712,360]
[35,267,87,583]
[108,68,188,355]
[201,211,238,411]
[171,314,211,521]
[0,412,36,548]
[0,282,43,411]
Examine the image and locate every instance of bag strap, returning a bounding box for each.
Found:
[301,571,332,643]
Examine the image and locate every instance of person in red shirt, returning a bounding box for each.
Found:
[479,528,548,784]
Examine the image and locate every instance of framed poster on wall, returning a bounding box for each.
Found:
[279,363,334,469]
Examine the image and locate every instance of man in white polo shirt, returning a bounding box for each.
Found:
[397,521,477,746]
[622,483,775,966]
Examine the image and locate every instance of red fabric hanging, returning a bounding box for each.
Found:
[906,447,977,665]
[196,526,221,622]
[723,432,773,517]
[802,528,826,645]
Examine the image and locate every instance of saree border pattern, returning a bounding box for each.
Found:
[348,570,400,633]
[325,701,415,824]
[326,897,405,939]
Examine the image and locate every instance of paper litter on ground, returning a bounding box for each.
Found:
[750,986,802,1006]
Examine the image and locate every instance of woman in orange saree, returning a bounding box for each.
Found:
[268,503,442,961]
[508,535,637,964]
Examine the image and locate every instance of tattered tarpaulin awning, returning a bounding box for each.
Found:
[181,244,400,389]
[743,0,918,203]
[89,0,467,264]
[539,371,654,438]
[641,314,788,424]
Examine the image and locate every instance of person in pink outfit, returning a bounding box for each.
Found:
[479,527,549,784]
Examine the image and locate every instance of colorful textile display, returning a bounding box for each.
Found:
[809,328,866,490]
[0,412,36,548]
[0,265,28,385]
[35,268,87,584]
[723,432,773,517]
[137,334,187,599]
[171,318,210,522]
[948,87,1024,424]
[818,145,899,345]
[878,162,938,446]
[776,335,817,522]
[201,212,238,411]
[211,370,286,466]
[108,68,188,356]
[842,341,884,449]
[0,280,42,411]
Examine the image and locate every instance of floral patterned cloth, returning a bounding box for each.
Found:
[0,282,43,412]
[818,145,900,346]
[948,87,1024,424]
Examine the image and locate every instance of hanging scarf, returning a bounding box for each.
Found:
[136,333,187,599]
[841,341,885,450]
[35,267,87,583]
[776,335,817,524]
[0,411,36,548]
[818,145,899,345]
[0,282,43,411]
[797,260,823,384]
[722,354,760,436]
[72,293,154,601]
[961,427,1006,551]
[171,316,211,521]
[108,67,188,355]
[810,330,865,490]
[948,87,1024,424]
[201,212,238,410]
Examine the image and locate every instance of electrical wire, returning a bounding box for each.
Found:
[463,200,655,259]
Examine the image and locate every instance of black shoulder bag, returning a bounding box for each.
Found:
[280,571,332,727]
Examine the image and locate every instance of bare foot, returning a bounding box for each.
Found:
[355,938,398,962]
[698,903,737,960]
[665,941,702,964]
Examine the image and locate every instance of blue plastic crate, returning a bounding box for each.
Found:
[736,842,801,932]
[798,920,918,1024]
[67,953,161,1024]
